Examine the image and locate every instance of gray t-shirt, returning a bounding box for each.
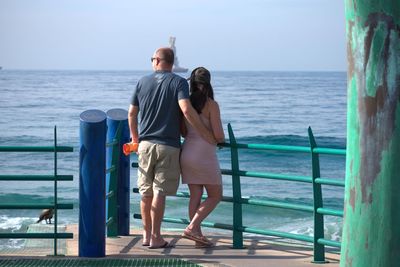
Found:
[130,71,189,148]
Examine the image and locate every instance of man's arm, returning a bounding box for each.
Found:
[178,99,216,144]
[128,104,139,143]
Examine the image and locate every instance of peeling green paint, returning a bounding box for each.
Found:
[352,0,400,25]
[341,1,400,266]
[366,23,386,96]
[387,30,400,94]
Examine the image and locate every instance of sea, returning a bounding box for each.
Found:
[0,70,347,250]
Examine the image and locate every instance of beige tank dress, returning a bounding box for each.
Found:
[180,115,222,185]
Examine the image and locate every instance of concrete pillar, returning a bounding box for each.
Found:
[341,1,400,266]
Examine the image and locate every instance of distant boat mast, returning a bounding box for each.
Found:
[169,37,188,73]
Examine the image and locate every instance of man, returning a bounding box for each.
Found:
[128,47,215,249]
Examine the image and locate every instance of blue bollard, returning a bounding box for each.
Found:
[79,109,107,257]
[106,108,130,236]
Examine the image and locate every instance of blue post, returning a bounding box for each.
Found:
[106,108,130,236]
[79,109,107,257]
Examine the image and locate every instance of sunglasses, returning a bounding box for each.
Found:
[151,57,165,62]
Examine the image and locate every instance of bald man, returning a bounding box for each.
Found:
[128,47,215,249]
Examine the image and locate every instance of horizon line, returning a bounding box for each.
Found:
[1,68,348,73]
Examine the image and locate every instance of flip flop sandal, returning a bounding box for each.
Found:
[182,231,210,245]
[195,242,214,248]
[148,241,174,249]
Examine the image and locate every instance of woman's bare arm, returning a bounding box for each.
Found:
[209,100,225,143]
[180,116,187,137]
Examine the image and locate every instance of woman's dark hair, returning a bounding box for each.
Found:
[189,67,214,114]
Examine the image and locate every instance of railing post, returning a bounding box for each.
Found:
[79,109,106,257]
[228,123,244,249]
[106,118,120,238]
[53,126,58,256]
[106,108,130,237]
[308,127,327,263]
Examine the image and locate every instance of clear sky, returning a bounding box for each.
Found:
[0,0,347,71]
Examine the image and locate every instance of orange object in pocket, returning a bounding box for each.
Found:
[122,142,138,156]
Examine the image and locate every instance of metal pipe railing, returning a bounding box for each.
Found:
[105,108,131,238]
[106,135,119,237]
[0,126,74,256]
[131,123,345,263]
[0,175,73,181]
[0,146,73,152]
[308,126,327,263]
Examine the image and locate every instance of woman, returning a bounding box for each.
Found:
[180,67,225,248]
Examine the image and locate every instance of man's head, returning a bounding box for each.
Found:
[151,47,174,71]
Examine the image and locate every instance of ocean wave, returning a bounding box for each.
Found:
[0,135,53,145]
[164,195,344,233]
[0,215,36,250]
[247,196,344,210]
[279,217,343,243]
[0,239,25,250]
[0,193,52,203]
[0,193,78,206]
[233,135,346,149]
[0,215,34,231]
[215,134,346,181]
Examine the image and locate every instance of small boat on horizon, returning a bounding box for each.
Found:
[169,37,188,73]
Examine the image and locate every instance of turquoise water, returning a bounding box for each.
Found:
[0,70,346,248]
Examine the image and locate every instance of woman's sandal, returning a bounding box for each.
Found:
[195,240,214,248]
[182,230,210,245]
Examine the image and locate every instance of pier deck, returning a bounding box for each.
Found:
[70,225,340,267]
[0,224,341,266]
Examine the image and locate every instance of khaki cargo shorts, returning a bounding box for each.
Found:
[137,141,180,196]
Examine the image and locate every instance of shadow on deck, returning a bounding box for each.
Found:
[0,224,341,267]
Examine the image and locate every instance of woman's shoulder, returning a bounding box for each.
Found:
[207,99,220,111]
[201,99,220,119]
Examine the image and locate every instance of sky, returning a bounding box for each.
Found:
[0,0,347,71]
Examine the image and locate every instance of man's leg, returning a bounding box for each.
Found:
[137,141,156,245]
[150,194,166,247]
[149,144,180,247]
[141,195,153,245]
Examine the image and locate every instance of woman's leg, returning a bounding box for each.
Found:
[187,184,203,233]
[186,184,222,234]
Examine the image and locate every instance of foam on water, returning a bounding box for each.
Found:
[277,218,343,242]
[0,215,35,231]
[0,215,37,249]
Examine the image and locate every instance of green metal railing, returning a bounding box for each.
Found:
[0,127,74,256]
[132,123,345,263]
[105,122,123,237]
